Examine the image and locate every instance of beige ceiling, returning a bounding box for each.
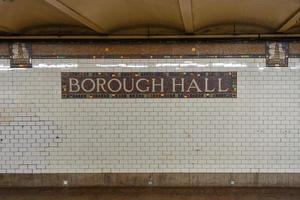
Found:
[0,0,300,37]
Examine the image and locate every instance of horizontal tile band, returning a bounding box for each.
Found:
[31,55,266,59]
[0,173,299,188]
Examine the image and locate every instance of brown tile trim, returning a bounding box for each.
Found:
[0,43,10,58]
[9,43,32,68]
[289,42,300,57]
[0,173,299,188]
[61,72,237,99]
[1,187,300,200]
[7,40,300,59]
[31,42,265,59]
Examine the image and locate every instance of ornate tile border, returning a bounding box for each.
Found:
[30,41,265,59]
[0,173,299,187]
[9,43,32,68]
[0,43,10,59]
[266,42,288,67]
[61,72,237,99]
[5,40,300,68]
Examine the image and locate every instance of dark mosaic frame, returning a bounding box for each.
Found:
[61,72,237,99]
[31,40,266,59]
[266,42,288,67]
[7,39,300,68]
[9,42,32,68]
[0,55,9,59]
[0,43,10,58]
[287,41,300,58]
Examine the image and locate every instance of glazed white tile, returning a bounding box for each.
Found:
[0,58,299,173]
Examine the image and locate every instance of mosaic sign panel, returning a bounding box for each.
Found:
[61,72,237,98]
[266,42,288,67]
[10,42,32,68]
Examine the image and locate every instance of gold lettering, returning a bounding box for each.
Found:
[187,79,201,92]
[123,78,134,92]
[205,77,215,92]
[69,78,80,92]
[81,78,96,92]
[172,78,185,92]
[136,78,149,92]
[218,78,229,92]
[107,78,122,93]
[152,78,164,92]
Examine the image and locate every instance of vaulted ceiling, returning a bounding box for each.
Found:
[1,0,300,38]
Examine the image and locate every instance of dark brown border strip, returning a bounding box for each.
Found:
[0,173,299,188]
[288,42,300,57]
[4,40,300,59]
[31,42,265,59]
[0,43,10,58]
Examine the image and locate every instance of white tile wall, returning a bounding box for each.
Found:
[0,59,10,70]
[0,58,299,173]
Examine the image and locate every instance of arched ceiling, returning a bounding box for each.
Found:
[1,0,300,38]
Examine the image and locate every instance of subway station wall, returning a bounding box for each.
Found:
[0,57,299,174]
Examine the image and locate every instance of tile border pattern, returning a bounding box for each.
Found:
[61,72,237,99]
[0,173,299,188]
[1,40,300,68]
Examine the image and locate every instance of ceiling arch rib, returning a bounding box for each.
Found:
[277,8,300,33]
[285,26,300,33]
[44,0,107,34]
[19,24,97,35]
[195,23,274,35]
[0,26,15,34]
[110,24,184,35]
[178,0,194,33]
